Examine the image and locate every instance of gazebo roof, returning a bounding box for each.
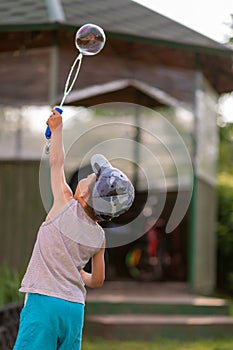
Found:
[0,0,231,56]
[0,0,232,105]
[64,79,188,109]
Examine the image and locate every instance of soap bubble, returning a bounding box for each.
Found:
[75,23,106,56]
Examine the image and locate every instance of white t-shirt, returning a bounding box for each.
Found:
[19,199,105,304]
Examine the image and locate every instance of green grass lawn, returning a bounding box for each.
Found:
[82,338,233,350]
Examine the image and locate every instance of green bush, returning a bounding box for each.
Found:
[217,173,233,293]
[0,265,23,306]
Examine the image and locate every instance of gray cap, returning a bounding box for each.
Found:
[91,154,135,221]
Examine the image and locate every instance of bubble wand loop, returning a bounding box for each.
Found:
[45,23,106,154]
[60,53,83,108]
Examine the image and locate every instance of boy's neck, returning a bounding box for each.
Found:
[77,196,98,223]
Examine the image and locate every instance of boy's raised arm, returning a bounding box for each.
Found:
[47,109,64,167]
[46,110,73,208]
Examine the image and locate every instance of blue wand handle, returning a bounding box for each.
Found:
[45,107,63,139]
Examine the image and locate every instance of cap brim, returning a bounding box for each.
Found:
[91,154,112,175]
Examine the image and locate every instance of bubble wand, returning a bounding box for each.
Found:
[45,23,106,154]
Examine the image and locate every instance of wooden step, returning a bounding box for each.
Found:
[86,282,230,316]
[84,314,233,340]
[85,282,232,339]
[85,297,230,316]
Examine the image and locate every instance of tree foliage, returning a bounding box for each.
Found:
[217,122,233,293]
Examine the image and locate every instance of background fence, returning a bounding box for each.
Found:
[0,160,45,272]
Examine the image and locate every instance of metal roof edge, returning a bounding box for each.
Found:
[0,23,232,58]
[130,79,191,111]
[107,32,233,57]
[65,78,191,111]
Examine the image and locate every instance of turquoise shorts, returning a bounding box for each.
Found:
[13,293,84,350]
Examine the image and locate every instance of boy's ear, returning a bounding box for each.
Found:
[79,183,91,200]
[76,184,86,198]
[80,188,89,199]
[74,182,87,200]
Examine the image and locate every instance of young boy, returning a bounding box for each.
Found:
[13,109,134,350]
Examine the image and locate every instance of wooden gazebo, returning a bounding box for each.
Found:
[0,0,233,294]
